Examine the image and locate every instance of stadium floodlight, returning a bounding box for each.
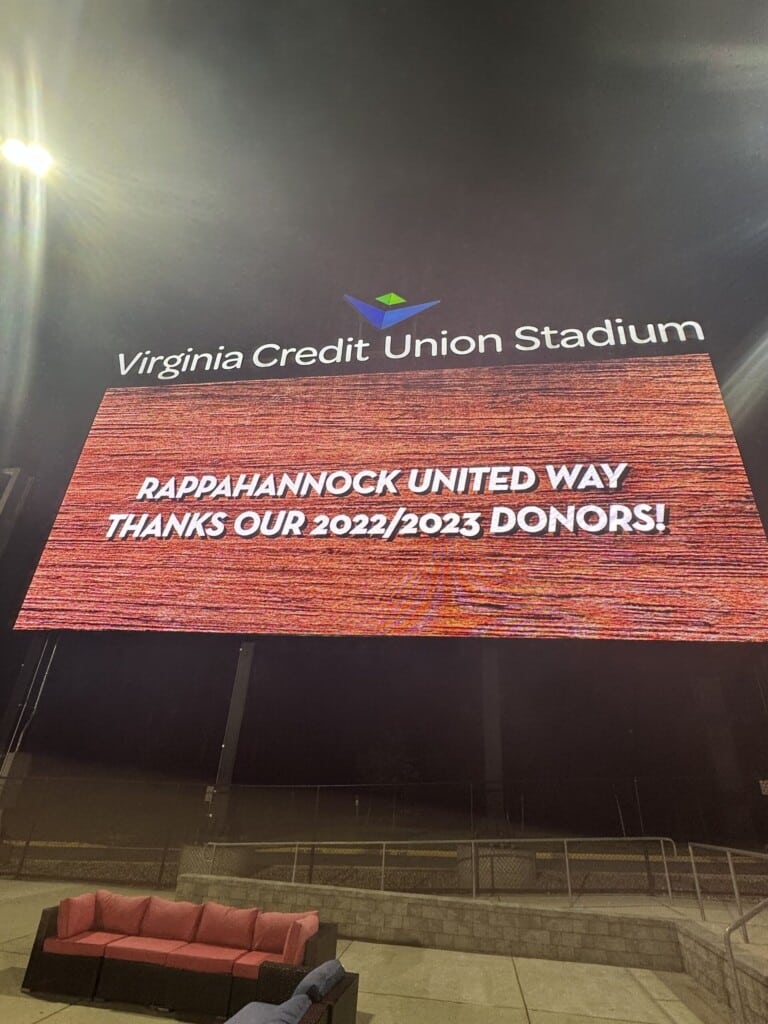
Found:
[1,137,53,176]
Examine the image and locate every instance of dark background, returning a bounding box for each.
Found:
[2,0,768,841]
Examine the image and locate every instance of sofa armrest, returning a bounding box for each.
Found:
[323,972,359,1024]
[31,906,59,952]
[23,904,103,999]
[301,1003,327,1024]
[256,961,309,1004]
[257,962,358,1024]
[303,922,337,968]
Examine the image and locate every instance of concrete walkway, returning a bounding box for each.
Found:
[0,880,733,1024]
[338,938,730,1024]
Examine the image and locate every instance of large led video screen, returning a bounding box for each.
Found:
[15,353,768,640]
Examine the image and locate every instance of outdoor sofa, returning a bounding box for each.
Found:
[22,889,348,1018]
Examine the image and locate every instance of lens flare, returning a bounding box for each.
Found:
[0,137,29,166]
[0,138,53,176]
[23,143,53,177]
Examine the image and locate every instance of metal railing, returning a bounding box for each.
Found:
[688,842,768,939]
[201,835,678,899]
[0,834,181,888]
[724,896,768,1024]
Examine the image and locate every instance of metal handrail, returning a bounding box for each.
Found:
[688,842,768,937]
[724,895,768,1024]
[203,835,678,898]
[205,835,678,851]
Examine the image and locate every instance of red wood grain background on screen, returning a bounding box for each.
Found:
[15,354,768,640]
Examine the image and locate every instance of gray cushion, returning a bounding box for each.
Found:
[293,958,345,1001]
[226,995,312,1024]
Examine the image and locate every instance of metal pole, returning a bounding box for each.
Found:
[380,842,387,891]
[660,840,673,901]
[0,633,49,762]
[212,640,256,835]
[564,839,572,900]
[688,843,706,921]
[724,896,768,1024]
[471,841,477,899]
[642,840,655,896]
[0,634,58,841]
[15,818,34,880]
[1,634,58,769]
[613,785,627,837]
[726,924,749,1024]
[205,843,216,875]
[634,776,646,835]
[726,850,748,942]
[157,839,170,889]
[481,642,505,821]
[291,842,299,883]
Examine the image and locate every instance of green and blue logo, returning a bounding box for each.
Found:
[343,291,440,329]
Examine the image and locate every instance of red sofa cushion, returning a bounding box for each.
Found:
[232,950,285,980]
[252,911,318,954]
[283,913,319,965]
[44,931,124,958]
[196,901,259,949]
[165,942,247,974]
[95,890,149,935]
[140,896,202,942]
[57,893,96,938]
[104,935,189,965]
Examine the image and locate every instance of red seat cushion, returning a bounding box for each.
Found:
[232,950,285,980]
[252,911,318,954]
[95,890,149,935]
[44,931,124,958]
[57,893,96,938]
[140,896,202,942]
[166,942,248,974]
[104,935,189,965]
[196,902,260,949]
[283,913,319,965]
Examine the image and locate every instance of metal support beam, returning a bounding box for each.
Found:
[0,632,58,837]
[210,639,256,836]
[0,633,57,767]
[481,641,505,822]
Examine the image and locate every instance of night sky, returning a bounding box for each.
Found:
[2,1,768,840]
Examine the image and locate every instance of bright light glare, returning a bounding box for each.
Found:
[0,138,53,176]
[1,138,29,166]
[23,144,53,177]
